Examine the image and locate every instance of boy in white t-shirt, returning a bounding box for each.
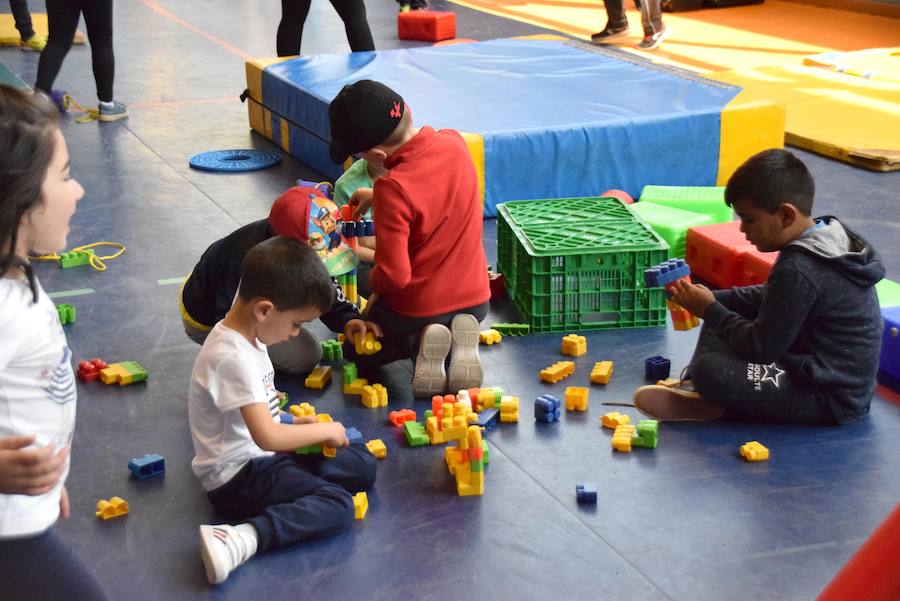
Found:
[190,236,377,585]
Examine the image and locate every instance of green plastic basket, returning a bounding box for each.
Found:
[497,197,670,332]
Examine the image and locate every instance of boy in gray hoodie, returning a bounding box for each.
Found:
[635,149,885,424]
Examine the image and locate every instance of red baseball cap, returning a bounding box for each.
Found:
[267,186,320,242]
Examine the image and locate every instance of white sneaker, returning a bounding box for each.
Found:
[447,314,483,392]
[199,524,258,585]
[412,324,452,397]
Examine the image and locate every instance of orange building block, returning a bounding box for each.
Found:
[388,409,416,426]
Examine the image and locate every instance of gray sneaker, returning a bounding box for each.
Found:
[412,324,452,398]
[637,26,670,51]
[98,100,129,122]
[447,314,483,392]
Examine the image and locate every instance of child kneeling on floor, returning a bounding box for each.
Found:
[635,149,885,424]
[190,237,376,585]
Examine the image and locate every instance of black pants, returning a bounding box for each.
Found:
[208,446,376,552]
[0,527,110,601]
[343,300,489,370]
[277,0,374,57]
[689,324,837,425]
[8,0,35,39]
[602,0,662,34]
[35,0,115,102]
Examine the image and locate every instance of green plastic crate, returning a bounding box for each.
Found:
[638,185,733,224]
[628,202,713,258]
[496,197,669,333]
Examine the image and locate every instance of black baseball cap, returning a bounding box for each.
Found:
[328,80,406,164]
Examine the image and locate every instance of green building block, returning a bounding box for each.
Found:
[342,362,358,385]
[56,303,76,325]
[629,202,712,258]
[470,458,484,472]
[631,419,659,449]
[482,439,490,464]
[58,249,95,269]
[119,361,148,384]
[403,421,429,447]
[638,185,733,224]
[491,323,530,336]
[876,278,900,309]
[277,391,289,409]
[295,444,323,455]
[424,409,433,420]
[322,339,343,361]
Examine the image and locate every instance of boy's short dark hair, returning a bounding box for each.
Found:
[238,237,334,313]
[725,148,815,215]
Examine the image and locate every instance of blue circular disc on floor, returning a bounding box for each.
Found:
[188,149,282,173]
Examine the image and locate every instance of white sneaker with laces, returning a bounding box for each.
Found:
[199,523,258,585]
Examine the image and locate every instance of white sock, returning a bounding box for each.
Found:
[233,523,259,557]
[99,100,115,109]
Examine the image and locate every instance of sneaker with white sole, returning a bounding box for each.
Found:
[637,26,670,50]
[412,324,452,397]
[633,384,724,421]
[20,35,47,52]
[98,100,129,122]
[590,23,630,44]
[447,314,483,392]
[199,524,258,585]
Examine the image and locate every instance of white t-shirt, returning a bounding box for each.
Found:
[0,277,76,538]
[188,322,280,491]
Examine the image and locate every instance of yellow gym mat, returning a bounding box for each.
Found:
[0,13,85,45]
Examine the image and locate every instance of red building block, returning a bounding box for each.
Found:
[398,10,456,42]
[488,271,506,300]
[388,409,417,427]
[77,358,108,382]
[685,221,776,288]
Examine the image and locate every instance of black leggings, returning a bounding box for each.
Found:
[277,0,374,57]
[35,0,115,102]
[8,0,35,39]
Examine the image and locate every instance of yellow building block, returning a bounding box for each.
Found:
[342,378,368,395]
[740,441,770,462]
[561,334,587,357]
[479,329,503,345]
[500,395,519,423]
[601,412,630,429]
[590,361,614,385]
[353,492,368,520]
[360,383,388,408]
[99,363,130,385]
[322,445,336,458]
[564,387,589,411]
[316,413,333,422]
[540,361,575,383]
[612,424,636,452]
[95,496,129,520]
[289,402,316,418]
[365,439,387,459]
[304,365,332,389]
[354,331,382,355]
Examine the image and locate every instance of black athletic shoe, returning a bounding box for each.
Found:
[590,24,630,44]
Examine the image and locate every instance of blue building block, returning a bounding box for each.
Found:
[345,427,363,445]
[645,356,671,381]
[477,408,500,430]
[576,482,597,504]
[128,453,165,480]
[644,258,691,289]
[534,394,562,423]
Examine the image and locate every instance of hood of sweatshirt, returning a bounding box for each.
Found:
[786,216,885,289]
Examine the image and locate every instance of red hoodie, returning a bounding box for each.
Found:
[370,126,489,317]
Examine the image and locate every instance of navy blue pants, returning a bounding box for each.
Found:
[207,445,376,552]
[0,527,110,601]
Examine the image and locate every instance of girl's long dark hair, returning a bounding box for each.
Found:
[0,86,60,301]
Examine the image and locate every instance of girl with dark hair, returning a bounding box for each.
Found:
[0,85,110,601]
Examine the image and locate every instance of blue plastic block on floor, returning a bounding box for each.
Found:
[535,394,562,422]
[128,453,165,480]
[645,356,671,381]
[644,258,691,289]
[576,482,597,504]
[478,408,500,430]
[346,427,363,445]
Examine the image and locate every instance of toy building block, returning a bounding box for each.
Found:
[388,409,416,426]
[343,378,369,395]
[499,395,519,423]
[77,358,108,382]
[477,408,500,430]
[316,413,333,422]
[322,445,337,458]
[289,402,317,418]
[361,383,388,408]
[645,356,671,381]
[95,496,129,520]
[304,365,332,389]
[631,419,659,449]
[638,185,732,224]
[353,492,369,520]
[345,427,363,445]
[601,411,630,429]
[685,221,776,289]
[342,362,357,384]
[321,339,343,362]
[534,394,562,423]
[488,270,506,300]
[445,425,488,496]
[100,361,148,386]
[561,334,587,357]
[353,331,382,356]
[295,443,323,455]
[540,361,575,383]
[479,329,503,345]
[564,387,590,411]
[492,323,530,336]
[128,454,165,480]
[404,421,430,447]
[365,439,387,459]
[576,482,598,504]
[56,303,76,325]
[612,424,636,452]
[397,9,456,42]
[277,391,290,409]
[590,361,614,385]
[645,259,699,331]
[740,441,769,462]
[59,249,94,269]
